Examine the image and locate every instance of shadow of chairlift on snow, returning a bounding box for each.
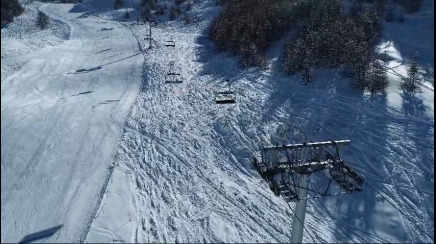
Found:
[100,27,114,31]
[68,52,142,75]
[215,79,236,104]
[71,66,102,74]
[19,225,63,244]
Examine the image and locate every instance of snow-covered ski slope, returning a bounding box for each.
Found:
[86,0,434,243]
[1,2,143,243]
[1,0,434,243]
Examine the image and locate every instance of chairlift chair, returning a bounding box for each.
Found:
[165,37,175,47]
[215,80,236,104]
[165,72,183,83]
[165,62,183,84]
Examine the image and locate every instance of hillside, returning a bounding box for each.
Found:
[1,0,434,243]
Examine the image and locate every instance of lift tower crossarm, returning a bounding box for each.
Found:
[263,140,351,150]
[253,139,364,244]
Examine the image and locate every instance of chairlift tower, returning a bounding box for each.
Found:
[252,140,365,243]
[144,21,156,49]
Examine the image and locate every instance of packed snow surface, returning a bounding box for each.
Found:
[1,2,142,242]
[1,0,434,243]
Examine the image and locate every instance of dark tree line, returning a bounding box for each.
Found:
[137,0,192,23]
[210,0,293,67]
[1,0,24,25]
[210,0,423,93]
[282,0,386,90]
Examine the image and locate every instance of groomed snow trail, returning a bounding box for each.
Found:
[1,3,143,243]
[88,0,434,243]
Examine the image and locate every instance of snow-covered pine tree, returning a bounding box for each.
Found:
[402,52,421,93]
[367,60,388,93]
[350,43,370,88]
[1,0,24,25]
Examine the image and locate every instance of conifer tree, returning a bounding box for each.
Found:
[36,10,49,30]
[402,52,420,92]
[367,60,388,93]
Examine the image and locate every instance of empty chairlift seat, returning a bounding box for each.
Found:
[215,92,236,104]
[215,80,236,104]
[165,72,183,83]
[165,62,183,84]
[165,37,175,47]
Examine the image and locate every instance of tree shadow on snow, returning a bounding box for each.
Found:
[193,6,433,242]
[383,0,434,84]
[262,68,433,242]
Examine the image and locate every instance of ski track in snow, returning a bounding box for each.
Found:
[88,0,433,243]
[1,3,142,243]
